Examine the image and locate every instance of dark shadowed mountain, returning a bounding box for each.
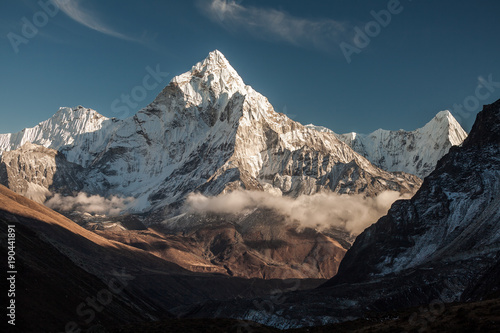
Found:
[327,98,500,287]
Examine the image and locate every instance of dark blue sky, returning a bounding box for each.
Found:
[1,0,499,134]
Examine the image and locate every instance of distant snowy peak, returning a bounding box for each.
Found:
[331,110,468,178]
[421,110,467,146]
[0,106,113,156]
[306,110,468,178]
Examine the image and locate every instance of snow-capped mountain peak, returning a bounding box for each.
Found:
[154,50,246,109]
[1,51,422,214]
[190,49,242,83]
[331,110,468,178]
[0,106,113,157]
[421,110,467,146]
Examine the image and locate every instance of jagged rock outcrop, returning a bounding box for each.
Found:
[0,142,83,203]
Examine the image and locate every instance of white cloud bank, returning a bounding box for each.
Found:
[185,190,411,235]
[198,0,348,51]
[45,193,134,216]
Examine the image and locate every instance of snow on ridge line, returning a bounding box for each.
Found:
[0,106,113,158]
[306,110,468,178]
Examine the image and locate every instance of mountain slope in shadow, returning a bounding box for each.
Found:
[0,184,326,331]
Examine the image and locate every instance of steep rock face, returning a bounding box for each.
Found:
[0,142,83,203]
[328,99,500,286]
[332,110,468,178]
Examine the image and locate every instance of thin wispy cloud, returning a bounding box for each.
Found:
[198,0,348,51]
[56,0,136,41]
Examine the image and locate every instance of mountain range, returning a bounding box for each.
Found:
[332,109,467,178]
[306,110,467,178]
[0,51,468,281]
[2,50,496,332]
[0,51,464,213]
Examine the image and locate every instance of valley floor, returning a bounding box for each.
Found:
[109,297,500,333]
